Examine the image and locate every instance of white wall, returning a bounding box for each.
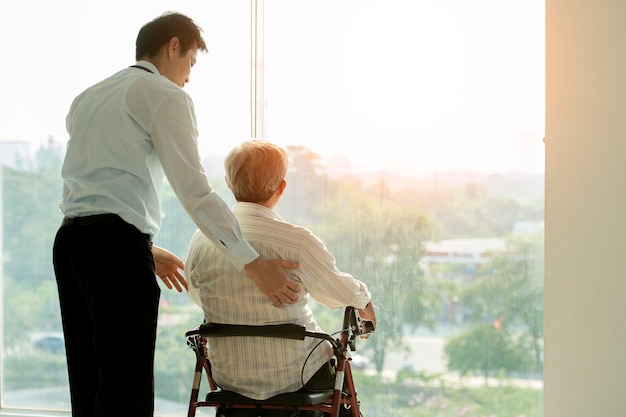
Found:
[545,1,626,416]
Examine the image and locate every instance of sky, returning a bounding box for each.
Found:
[0,0,544,175]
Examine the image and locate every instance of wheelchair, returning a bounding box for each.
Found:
[185,306,375,417]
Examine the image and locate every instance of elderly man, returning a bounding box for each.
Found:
[187,140,376,403]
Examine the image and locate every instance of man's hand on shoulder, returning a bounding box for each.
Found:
[244,257,300,307]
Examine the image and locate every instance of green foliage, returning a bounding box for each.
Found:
[452,233,545,375]
[353,372,542,417]
[406,176,544,239]
[1,144,543,416]
[395,368,445,386]
[2,353,68,390]
[279,145,336,226]
[2,165,63,284]
[152,296,206,402]
[155,185,198,258]
[3,277,62,347]
[444,323,536,383]
[310,180,438,373]
[154,320,201,403]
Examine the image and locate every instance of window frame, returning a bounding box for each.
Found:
[0,1,545,415]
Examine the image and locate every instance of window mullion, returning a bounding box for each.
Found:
[250,0,266,139]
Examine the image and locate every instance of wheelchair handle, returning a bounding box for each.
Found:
[187,323,339,347]
[190,323,306,340]
[185,306,371,350]
[344,306,375,336]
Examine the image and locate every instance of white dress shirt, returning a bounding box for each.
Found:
[187,202,371,400]
[61,61,257,270]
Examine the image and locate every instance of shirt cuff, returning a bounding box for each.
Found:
[225,239,260,271]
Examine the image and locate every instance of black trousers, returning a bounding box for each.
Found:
[53,215,160,417]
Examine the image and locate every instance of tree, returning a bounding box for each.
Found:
[275,146,443,374]
[316,179,439,373]
[2,165,62,284]
[444,322,535,386]
[278,145,335,226]
[444,232,544,379]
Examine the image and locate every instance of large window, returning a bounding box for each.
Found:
[1,1,544,416]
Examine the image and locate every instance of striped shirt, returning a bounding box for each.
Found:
[187,202,371,400]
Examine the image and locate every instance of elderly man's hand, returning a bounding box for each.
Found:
[358,301,377,338]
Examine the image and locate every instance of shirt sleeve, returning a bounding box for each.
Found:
[151,90,258,271]
[298,230,371,309]
[186,231,204,307]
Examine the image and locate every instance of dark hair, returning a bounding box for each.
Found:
[135,12,207,60]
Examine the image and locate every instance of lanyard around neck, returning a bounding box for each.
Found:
[130,65,154,74]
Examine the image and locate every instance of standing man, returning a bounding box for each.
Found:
[52,12,299,417]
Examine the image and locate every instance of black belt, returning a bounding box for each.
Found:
[61,214,123,227]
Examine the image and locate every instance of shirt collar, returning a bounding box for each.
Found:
[233,202,285,222]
